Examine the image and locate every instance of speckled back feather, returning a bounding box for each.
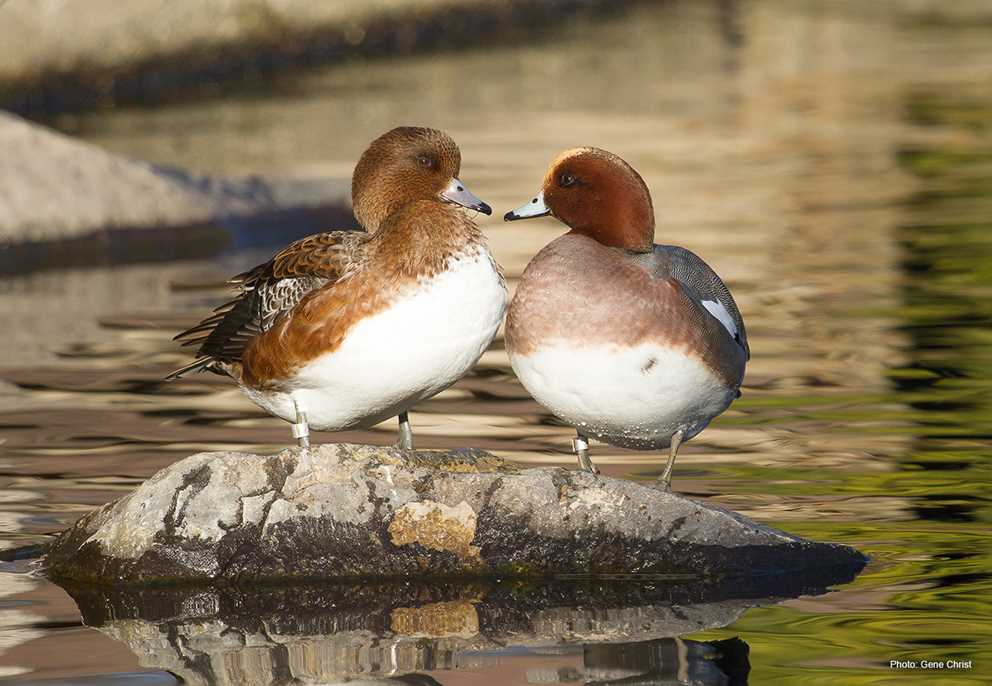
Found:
[166,230,367,379]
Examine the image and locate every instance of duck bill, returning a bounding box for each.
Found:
[504,191,550,221]
[441,177,492,215]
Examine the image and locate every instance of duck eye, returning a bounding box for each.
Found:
[559,173,576,187]
[417,155,434,169]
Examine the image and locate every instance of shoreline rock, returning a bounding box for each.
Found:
[1,0,638,117]
[0,112,353,274]
[44,443,867,585]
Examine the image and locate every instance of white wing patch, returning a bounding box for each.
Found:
[702,299,738,339]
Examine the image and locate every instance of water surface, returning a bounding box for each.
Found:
[2,1,991,683]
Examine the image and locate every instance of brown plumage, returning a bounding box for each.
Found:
[167,230,366,380]
[506,147,747,386]
[351,127,462,231]
[167,126,487,385]
[239,202,490,388]
[541,147,656,252]
[506,234,746,387]
[504,146,749,482]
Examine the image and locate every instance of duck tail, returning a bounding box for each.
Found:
[165,357,213,381]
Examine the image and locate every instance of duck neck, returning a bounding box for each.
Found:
[572,223,654,252]
[572,197,654,252]
[374,201,484,279]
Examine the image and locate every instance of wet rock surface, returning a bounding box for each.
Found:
[45,443,867,584]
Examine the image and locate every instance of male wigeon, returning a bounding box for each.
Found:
[504,148,748,488]
[168,127,507,449]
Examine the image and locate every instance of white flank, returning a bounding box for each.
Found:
[510,341,737,449]
[243,252,507,430]
[701,299,737,339]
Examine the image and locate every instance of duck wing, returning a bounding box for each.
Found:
[642,244,749,359]
[167,230,368,379]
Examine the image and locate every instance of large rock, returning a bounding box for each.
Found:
[0,112,351,272]
[45,443,866,584]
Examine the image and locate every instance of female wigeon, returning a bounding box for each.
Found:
[169,127,507,449]
[504,147,748,488]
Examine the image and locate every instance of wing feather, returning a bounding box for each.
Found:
[646,245,749,358]
[166,230,367,379]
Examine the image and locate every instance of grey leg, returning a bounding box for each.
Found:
[572,432,598,474]
[397,411,414,450]
[658,429,685,490]
[291,397,310,448]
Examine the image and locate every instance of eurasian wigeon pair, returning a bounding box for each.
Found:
[170,128,747,489]
[169,127,507,450]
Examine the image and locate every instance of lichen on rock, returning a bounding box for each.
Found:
[388,500,483,567]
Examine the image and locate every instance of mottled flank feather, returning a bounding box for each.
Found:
[166,230,367,379]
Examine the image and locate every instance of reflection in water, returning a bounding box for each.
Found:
[2,0,992,683]
[53,578,833,685]
[584,638,749,686]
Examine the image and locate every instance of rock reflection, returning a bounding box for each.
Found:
[581,637,749,685]
[62,573,860,685]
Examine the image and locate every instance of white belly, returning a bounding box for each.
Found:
[245,252,506,430]
[510,341,736,449]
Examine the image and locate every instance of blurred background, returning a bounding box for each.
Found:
[1,0,990,684]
